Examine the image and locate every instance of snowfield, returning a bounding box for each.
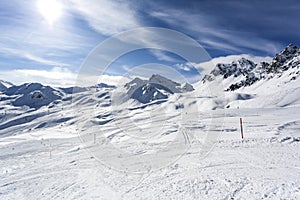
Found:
[0,45,300,199]
[0,105,299,199]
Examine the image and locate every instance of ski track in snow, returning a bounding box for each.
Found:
[0,105,299,199]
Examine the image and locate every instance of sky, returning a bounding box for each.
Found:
[0,0,299,86]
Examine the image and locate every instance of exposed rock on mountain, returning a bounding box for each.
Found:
[125,74,194,103]
[202,44,300,91]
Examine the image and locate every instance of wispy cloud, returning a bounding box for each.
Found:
[121,63,199,84]
[0,67,126,87]
[0,0,98,70]
[69,0,139,35]
[146,3,286,56]
[149,49,180,63]
[174,63,193,72]
[0,0,297,87]
[0,47,70,67]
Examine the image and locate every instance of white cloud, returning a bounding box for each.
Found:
[0,0,97,71]
[21,52,69,67]
[0,67,126,87]
[121,65,131,72]
[0,47,70,67]
[149,49,179,62]
[113,27,210,65]
[0,67,75,87]
[209,54,273,65]
[98,74,129,86]
[174,63,193,72]
[121,63,194,84]
[149,11,170,18]
[199,38,242,52]
[69,0,139,35]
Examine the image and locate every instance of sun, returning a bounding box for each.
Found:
[37,0,63,26]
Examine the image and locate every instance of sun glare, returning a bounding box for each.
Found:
[37,0,63,26]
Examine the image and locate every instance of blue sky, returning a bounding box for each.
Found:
[0,0,299,86]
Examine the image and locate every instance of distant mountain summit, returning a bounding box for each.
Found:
[4,83,62,109]
[124,74,194,103]
[0,44,298,109]
[203,57,256,80]
[0,80,14,92]
[202,44,300,91]
[266,43,300,74]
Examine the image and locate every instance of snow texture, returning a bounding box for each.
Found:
[0,44,299,200]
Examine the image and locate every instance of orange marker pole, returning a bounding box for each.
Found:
[240,117,244,139]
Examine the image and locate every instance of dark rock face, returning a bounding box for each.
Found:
[210,58,256,79]
[266,44,300,73]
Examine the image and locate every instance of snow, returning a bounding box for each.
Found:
[4,83,63,109]
[124,74,194,103]
[0,104,299,199]
[0,44,299,199]
[0,80,14,92]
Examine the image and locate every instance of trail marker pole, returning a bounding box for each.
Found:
[240,117,244,139]
[50,147,52,159]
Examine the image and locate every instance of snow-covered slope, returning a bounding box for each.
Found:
[0,45,299,200]
[190,44,299,110]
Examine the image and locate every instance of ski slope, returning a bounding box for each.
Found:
[0,80,299,199]
[0,45,299,199]
[0,105,299,199]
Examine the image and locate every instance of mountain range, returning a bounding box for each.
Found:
[203,43,299,91]
[1,44,299,110]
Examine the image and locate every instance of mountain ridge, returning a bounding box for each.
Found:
[202,43,300,91]
[124,74,194,103]
[0,80,14,92]
[0,44,299,108]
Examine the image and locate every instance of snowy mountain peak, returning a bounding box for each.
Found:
[149,74,194,93]
[181,82,194,91]
[202,44,300,91]
[4,83,62,109]
[97,83,116,88]
[149,74,178,85]
[124,74,194,103]
[0,80,14,92]
[284,43,299,55]
[236,58,256,69]
[266,44,300,73]
[205,57,256,80]
[125,77,146,89]
[91,83,116,89]
[6,83,47,96]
